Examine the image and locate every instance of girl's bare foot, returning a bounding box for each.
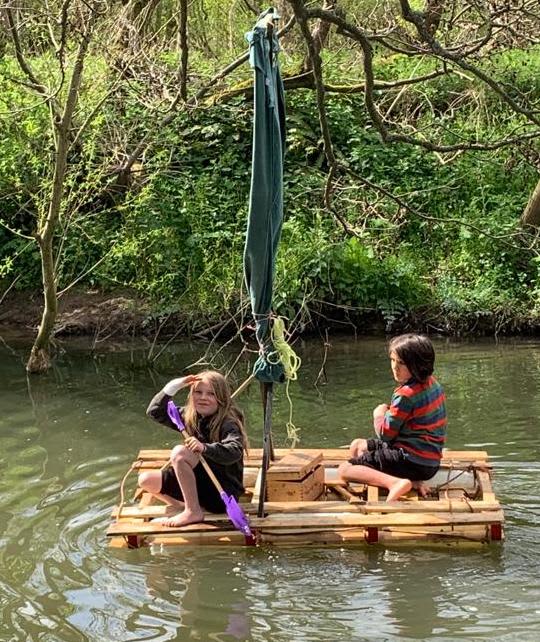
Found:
[386,478,412,502]
[164,502,185,516]
[155,509,205,528]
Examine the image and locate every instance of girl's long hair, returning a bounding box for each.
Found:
[183,370,248,450]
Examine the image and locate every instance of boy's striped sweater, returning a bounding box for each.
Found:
[375,375,447,466]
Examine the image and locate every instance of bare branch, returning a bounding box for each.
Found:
[289,0,336,168]
[118,13,297,175]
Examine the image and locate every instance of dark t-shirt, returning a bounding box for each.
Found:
[146,390,245,498]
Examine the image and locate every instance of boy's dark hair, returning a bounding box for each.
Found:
[388,334,435,383]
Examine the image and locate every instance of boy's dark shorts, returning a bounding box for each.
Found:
[161,464,226,513]
[349,439,438,481]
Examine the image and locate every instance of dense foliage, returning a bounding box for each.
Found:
[1,1,540,337]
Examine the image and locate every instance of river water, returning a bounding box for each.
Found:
[0,335,539,641]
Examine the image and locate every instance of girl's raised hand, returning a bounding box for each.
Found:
[163,374,201,396]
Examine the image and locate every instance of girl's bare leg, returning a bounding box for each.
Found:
[338,462,412,502]
[162,445,204,527]
[138,470,184,511]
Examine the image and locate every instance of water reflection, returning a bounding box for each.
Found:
[141,552,252,641]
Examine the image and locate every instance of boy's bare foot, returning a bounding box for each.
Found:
[413,481,431,498]
[153,509,205,528]
[386,478,412,502]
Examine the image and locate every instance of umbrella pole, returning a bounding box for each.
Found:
[258,381,275,517]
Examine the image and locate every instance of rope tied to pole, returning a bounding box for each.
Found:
[269,316,301,445]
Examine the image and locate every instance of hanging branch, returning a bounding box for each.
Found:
[288,0,354,235]
[118,13,297,176]
[397,0,540,127]
[4,4,63,121]
[303,4,540,154]
[339,163,540,254]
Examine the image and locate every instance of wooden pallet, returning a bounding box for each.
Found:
[107,448,504,548]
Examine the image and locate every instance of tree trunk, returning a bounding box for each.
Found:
[26,13,95,373]
[521,177,540,228]
[27,277,56,373]
[25,122,67,373]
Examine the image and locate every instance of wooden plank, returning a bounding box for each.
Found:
[133,456,489,475]
[267,452,323,480]
[149,531,246,546]
[476,470,496,502]
[135,448,490,464]
[358,499,500,513]
[250,510,504,529]
[258,524,495,546]
[112,497,501,521]
[367,485,379,502]
[349,482,368,495]
[325,482,359,503]
[377,525,493,544]
[107,520,234,537]
[441,450,488,461]
[259,528,369,545]
[250,467,263,506]
[108,536,130,548]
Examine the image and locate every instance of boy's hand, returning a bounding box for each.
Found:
[373,403,389,419]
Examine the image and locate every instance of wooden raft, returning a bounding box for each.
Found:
[107,448,504,548]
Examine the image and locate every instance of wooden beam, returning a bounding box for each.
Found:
[135,448,490,464]
[111,497,501,521]
[250,510,505,529]
[476,470,496,502]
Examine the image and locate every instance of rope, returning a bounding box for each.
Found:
[433,465,473,492]
[270,317,301,446]
[271,317,301,381]
[116,458,143,523]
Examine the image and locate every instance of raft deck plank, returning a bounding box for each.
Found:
[111,498,501,521]
[108,509,504,537]
[135,448,490,466]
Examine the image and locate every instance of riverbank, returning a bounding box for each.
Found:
[1,287,539,340]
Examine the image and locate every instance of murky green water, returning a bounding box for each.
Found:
[0,335,539,641]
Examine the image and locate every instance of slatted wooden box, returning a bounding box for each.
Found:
[266,451,324,501]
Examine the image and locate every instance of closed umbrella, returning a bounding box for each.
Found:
[244,9,286,515]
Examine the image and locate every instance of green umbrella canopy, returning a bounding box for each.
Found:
[244,9,286,384]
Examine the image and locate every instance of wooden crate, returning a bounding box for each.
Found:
[266,451,324,501]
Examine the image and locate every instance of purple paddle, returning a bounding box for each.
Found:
[166,400,255,545]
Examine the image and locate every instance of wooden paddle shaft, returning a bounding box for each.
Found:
[176,429,226,495]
